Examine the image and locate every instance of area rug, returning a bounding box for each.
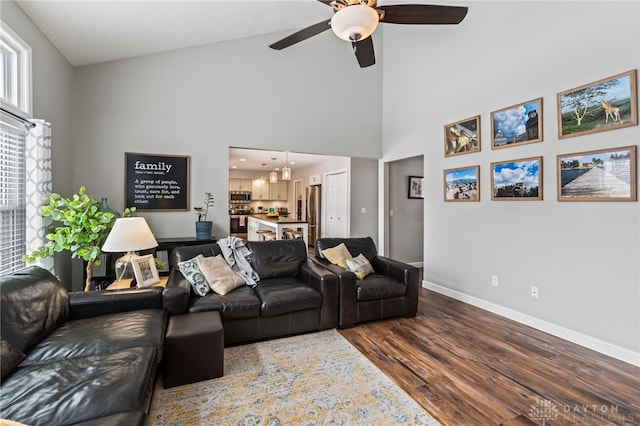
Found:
[149,329,440,425]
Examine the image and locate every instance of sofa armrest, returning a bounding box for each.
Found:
[299,260,339,329]
[162,268,190,315]
[308,258,358,328]
[372,255,420,316]
[68,287,164,320]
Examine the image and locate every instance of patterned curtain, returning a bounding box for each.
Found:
[25,119,53,271]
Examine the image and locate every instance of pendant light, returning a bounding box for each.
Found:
[269,158,278,183]
[260,163,267,183]
[282,151,291,181]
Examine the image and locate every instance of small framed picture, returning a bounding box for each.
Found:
[557,70,637,139]
[155,250,170,274]
[132,254,160,288]
[444,165,480,202]
[408,176,424,199]
[557,145,636,201]
[491,98,543,149]
[491,156,543,201]
[444,115,481,157]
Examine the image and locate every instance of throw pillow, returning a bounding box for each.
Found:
[1,337,26,381]
[197,254,245,295]
[346,253,375,280]
[178,255,209,296]
[322,243,352,269]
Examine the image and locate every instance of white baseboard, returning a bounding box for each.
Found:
[422,280,640,367]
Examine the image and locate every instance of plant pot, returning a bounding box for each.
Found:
[195,221,213,240]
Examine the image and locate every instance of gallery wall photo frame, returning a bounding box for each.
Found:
[443,165,480,202]
[557,145,637,202]
[557,69,637,139]
[491,98,543,150]
[444,115,481,157]
[408,176,424,199]
[490,156,543,201]
[132,254,160,288]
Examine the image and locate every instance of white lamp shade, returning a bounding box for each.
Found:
[269,171,278,183]
[282,166,291,181]
[102,217,158,252]
[331,5,379,42]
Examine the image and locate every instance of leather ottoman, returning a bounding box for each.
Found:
[163,310,224,388]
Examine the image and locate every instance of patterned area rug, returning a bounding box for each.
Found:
[149,329,439,425]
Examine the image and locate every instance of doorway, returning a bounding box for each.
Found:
[324,170,348,238]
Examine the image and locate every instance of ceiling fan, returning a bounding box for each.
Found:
[269,0,468,68]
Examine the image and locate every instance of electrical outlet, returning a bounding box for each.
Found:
[531,286,539,298]
[491,275,499,287]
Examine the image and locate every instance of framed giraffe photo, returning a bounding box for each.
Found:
[557,146,636,201]
[444,115,481,157]
[557,69,638,139]
[491,98,543,150]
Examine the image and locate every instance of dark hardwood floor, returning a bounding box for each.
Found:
[339,288,640,425]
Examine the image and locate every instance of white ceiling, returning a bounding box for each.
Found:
[15,0,332,67]
[229,147,342,172]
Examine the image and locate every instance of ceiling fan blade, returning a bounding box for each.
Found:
[269,19,332,50]
[316,0,333,6]
[378,4,468,25]
[352,37,375,68]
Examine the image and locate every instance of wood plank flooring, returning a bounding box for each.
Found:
[339,289,640,426]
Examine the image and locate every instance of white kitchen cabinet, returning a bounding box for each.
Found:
[229,179,252,191]
[269,181,288,201]
[252,179,270,201]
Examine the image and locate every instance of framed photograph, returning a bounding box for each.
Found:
[557,146,636,201]
[444,165,480,202]
[155,250,170,274]
[491,156,543,201]
[444,115,481,157]
[131,254,160,288]
[408,176,424,199]
[557,70,637,139]
[491,98,543,149]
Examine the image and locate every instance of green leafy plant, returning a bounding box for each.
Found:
[194,192,215,222]
[22,186,117,291]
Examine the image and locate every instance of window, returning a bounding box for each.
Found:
[1,21,32,275]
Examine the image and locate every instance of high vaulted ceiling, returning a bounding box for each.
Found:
[15,0,330,67]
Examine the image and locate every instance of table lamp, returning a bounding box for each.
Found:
[102,217,158,282]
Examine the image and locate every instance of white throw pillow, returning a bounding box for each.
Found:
[178,255,209,296]
[197,254,245,295]
[346,253,375,280]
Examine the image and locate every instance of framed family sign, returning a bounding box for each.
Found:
[557,70,637,139]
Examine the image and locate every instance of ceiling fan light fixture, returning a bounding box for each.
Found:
[331,5,379,42]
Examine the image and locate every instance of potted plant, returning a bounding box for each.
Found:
[22,186,117,291]
[194,192,215,240]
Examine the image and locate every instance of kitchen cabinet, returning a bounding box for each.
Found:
[229,179,252,191]
[269,181,288,201]
[251,179,270,201]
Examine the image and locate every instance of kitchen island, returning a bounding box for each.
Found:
[247,214,309,246]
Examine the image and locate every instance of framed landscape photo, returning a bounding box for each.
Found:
[132,254,160,288]
[491,98,543,149]
[408,176,424,199]
[557,146,636,201]
[557,70,637,139]
[444,115,481,157]
[491,156,543,201]
[444,165,480,202]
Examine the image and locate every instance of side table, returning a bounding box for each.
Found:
[106,276,169,290]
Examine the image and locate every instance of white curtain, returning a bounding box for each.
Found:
[25,119,53,271]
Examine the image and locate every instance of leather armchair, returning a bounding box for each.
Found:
[313,237,419,329]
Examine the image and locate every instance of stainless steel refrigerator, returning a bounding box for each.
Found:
[306,185,321,247]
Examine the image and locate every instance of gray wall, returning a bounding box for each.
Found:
[3,1,75,286]
[350,157,378,242]
[381,1,639,360]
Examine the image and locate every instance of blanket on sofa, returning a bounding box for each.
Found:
[217,236,259,286]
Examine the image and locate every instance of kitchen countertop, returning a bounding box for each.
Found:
[248,214,307,224]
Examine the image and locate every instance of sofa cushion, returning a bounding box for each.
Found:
[254,277,322,317]
[178,255,210,296]
[315,237,378,263]
[356,274,407,301]
[20,309,166,367]
[171,243,222,268]
[1,338,25,382]
[246,240,307,279]
[188,286,261,320]
[197,254,244,295]
[0,346,157,426]
[321,243,352,269]
[346,254,375,280]
[0,266,69,354]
